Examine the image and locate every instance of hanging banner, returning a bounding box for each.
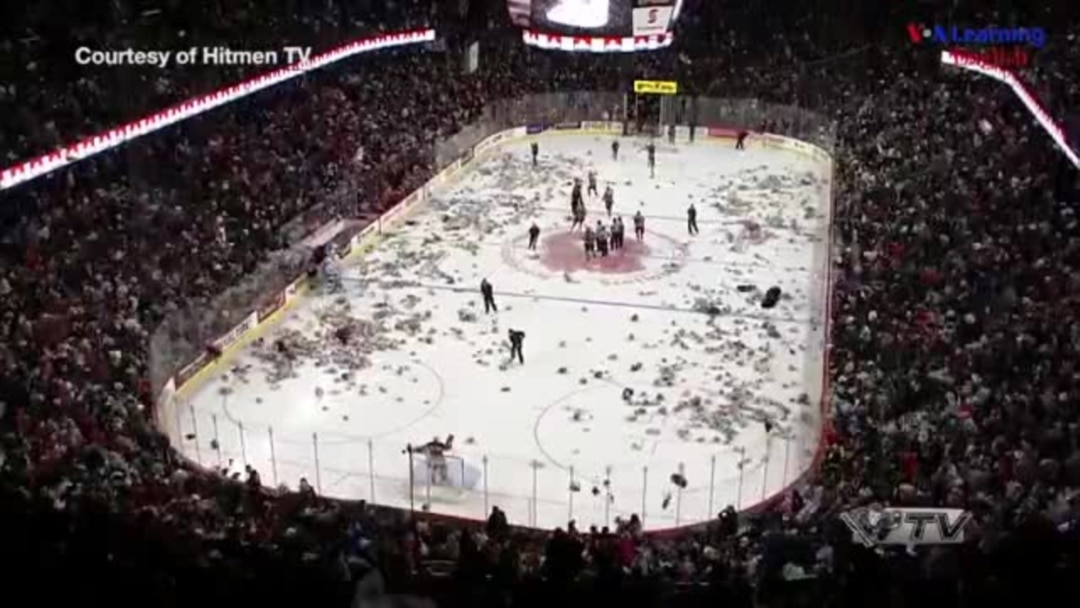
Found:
[632,6,674,36]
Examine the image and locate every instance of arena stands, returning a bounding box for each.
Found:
[0,0,436,162]
[1,2,1079,608]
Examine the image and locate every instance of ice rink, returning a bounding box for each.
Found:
[172,132,832,531]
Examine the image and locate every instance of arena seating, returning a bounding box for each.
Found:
[0,2,1078,608]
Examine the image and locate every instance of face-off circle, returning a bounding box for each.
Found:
[502,228,688,285]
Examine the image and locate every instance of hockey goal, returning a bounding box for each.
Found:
[409,453,480,503]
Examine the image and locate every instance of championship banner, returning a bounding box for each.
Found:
[632,5,674,36]
[634,80,678,95]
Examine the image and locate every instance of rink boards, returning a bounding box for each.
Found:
[154,121,836,530]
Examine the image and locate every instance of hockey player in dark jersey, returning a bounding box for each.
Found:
[646,142,656,178]
[595,221,609,257]
[571,200,585,231]
[528,222,540,250]
[531,141,539,166]
[667,124,676,144]
[611,140,620,160]
[583,226,596,259]
[587,171,598,197]
[611,217,624,251]
[571,178,583,209]
[687,203,699,235]
[508,329,525,364]
[633,211,645,242]
[735,130,748,150]
[481,278,497,313]
[603,185,614,216]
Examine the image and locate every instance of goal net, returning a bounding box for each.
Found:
[409,453,481,504]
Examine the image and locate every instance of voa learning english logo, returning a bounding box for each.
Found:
[907,23,1047,68]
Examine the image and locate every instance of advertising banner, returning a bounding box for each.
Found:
[526,124,546,134]
[707,126,740,138]
[285,277,303,299]
[258,291,287,322]
[553,122,582,130]
[175,352,209,389]
[633,80,678,95]
[582,121,618,132]
[213,313,257,352]
[632,6,674,36]
[473,132,504,155]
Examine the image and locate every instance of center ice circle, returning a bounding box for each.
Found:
[502,228,687,283]
[540,231,648,274]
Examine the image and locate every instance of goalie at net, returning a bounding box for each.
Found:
[408,434,456,485]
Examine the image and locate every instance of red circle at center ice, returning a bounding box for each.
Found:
[539,230,650,274]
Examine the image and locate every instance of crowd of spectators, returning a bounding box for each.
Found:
[1,1,1079,607]
[0,0,436,163]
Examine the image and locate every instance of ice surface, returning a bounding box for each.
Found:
[173,134,831,531]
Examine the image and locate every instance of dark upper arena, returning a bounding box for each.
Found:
[1,1,1078,607]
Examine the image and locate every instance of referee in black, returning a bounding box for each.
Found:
[508,329,525,364]
[481,278,497,314]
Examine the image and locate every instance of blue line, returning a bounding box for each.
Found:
[372,280,812,325]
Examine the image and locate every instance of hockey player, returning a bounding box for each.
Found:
[596,221,609,257]
[687,203,699,235]
[611,139,620,160]
[528,222,540,250]
[735,130,748,150]
[612,217,624,250]
[603,185,614,216]
[634,210,645,242]
[416,435,455,484]
[481,278,497,313]
[583,226,596,259]
[688,122,696,143]
[531,141,539,166]
[667,124,676,144]
[646,142,656,178]
[587,171,598,197]
[508,329,525,364]
[571,178,584,209]
[571,200,586,231]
